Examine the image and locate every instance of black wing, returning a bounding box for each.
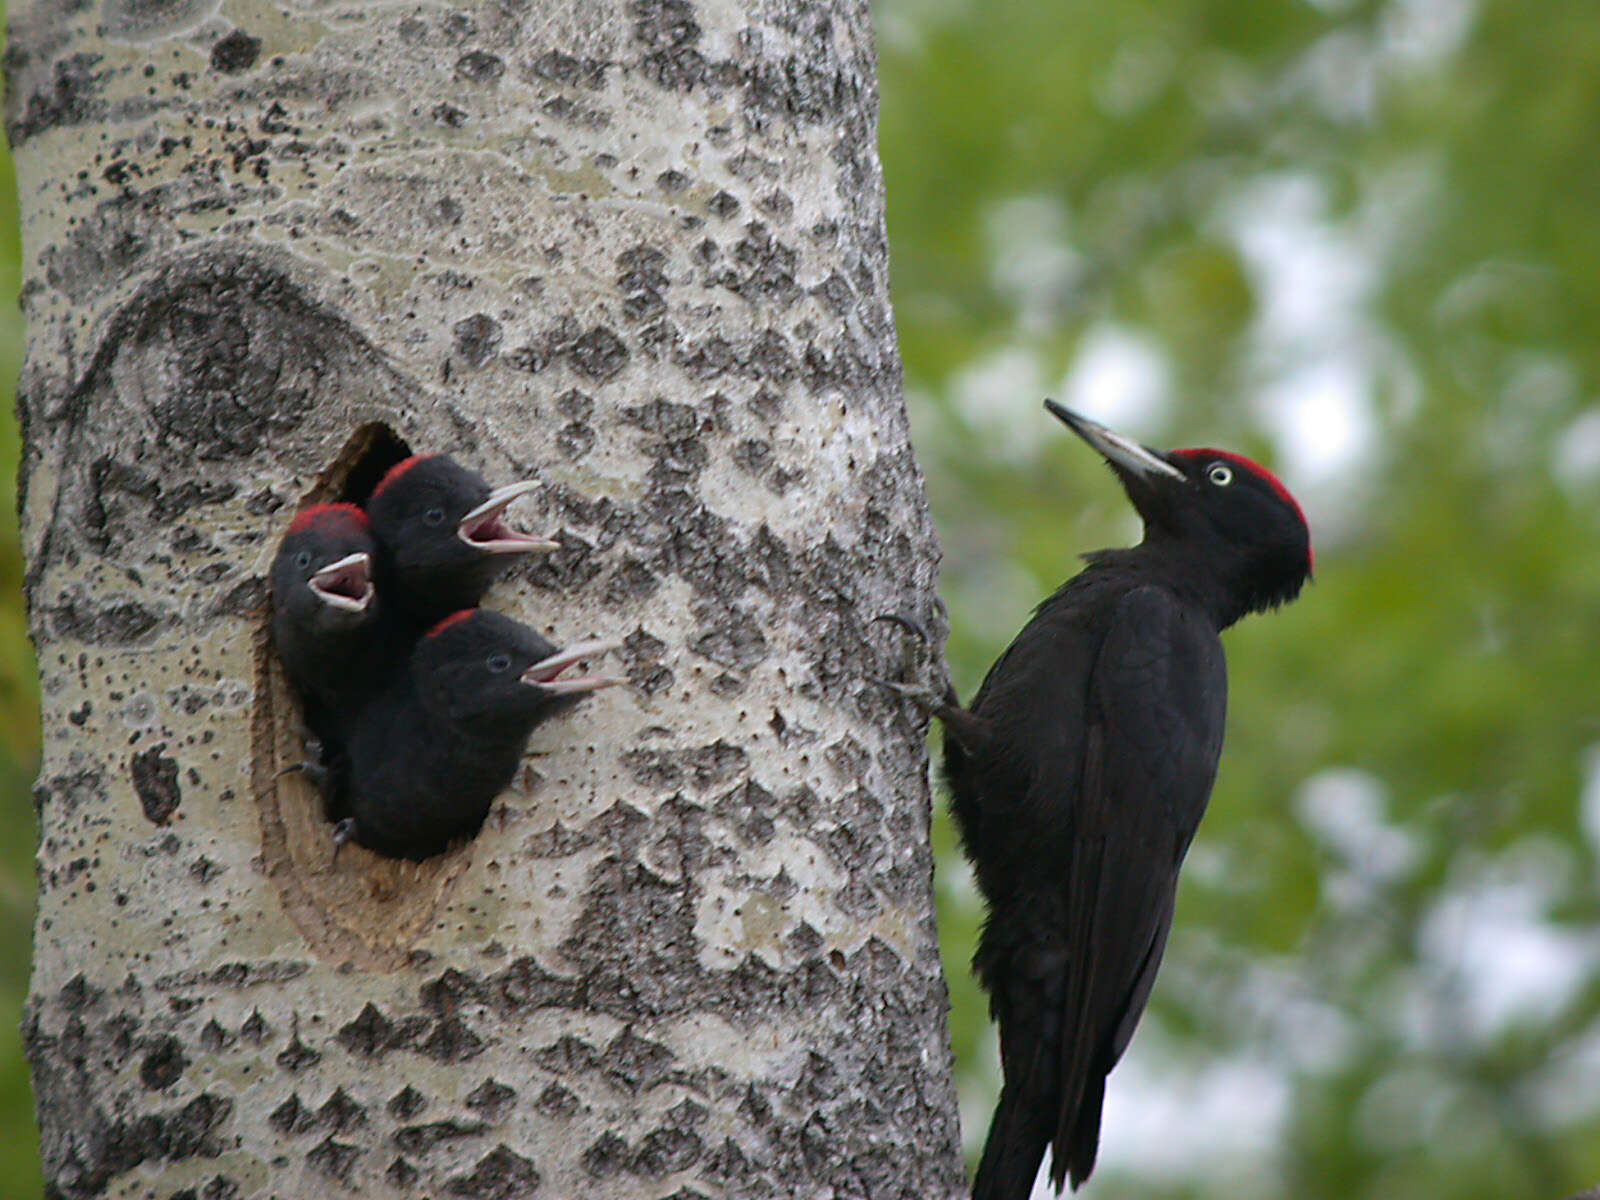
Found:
[1047,583,1226,1188]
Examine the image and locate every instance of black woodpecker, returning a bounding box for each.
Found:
[925,401,1311,1199]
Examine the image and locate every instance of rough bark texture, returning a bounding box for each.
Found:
[6,0,965,1196]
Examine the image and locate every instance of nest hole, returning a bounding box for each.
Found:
[250,422,473,971]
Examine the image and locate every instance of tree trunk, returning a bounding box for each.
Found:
[6,0,965,1195]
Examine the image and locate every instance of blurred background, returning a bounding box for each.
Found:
[0,0,1598,1196]
[878,0,1600,1196]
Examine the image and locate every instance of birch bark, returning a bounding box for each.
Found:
[7,0,964,1195]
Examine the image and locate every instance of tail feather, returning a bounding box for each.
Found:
[1054,1070,1106,1192]
[973,1081,1053,1200]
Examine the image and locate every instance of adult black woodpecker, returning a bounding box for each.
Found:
[933,401,1311,1199]
[365,454,559,627]
[338,608,620,861]
[269,502,380,751]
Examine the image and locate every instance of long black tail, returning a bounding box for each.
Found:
[972,1072,1107,1200]
[972,1078,1053,1200]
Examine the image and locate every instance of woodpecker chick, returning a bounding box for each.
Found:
[270,503,381,750]
[912,402,1311,1199]
[338,608,620,861]
[366,454,559,625]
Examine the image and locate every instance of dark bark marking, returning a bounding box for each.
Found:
[419,1015,485,1063]
[447,1145,540,1199]
[534,1082,578,1119]
[52,598,165,645]
[137,1036,187,1090]
[276,1026,322,1073]
[456,51,504,84]
[209,30,261,74]
[130,744,181,825]
[57,976,102,1013]
[306,1134,361,1183]
[568,326,628,381]
[26,1017,234,1200]
[631,0,704,91]
[316,1088,368,1134]
[269,1093,318,1135]
[581,1130,630,1180]
[464,1078,515,1121]
[386,1156,421,1189]
[493,956,579,1011]
[239,1009,269,1044]
[453,313,503,366]
[7,52,106,145]
[393,1119,488,1156]
[387,1086,427,1120]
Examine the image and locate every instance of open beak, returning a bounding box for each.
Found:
[521,637,625,696]
[1044,400,1185,481]
[457,480,561,555]
[308,552,374,613]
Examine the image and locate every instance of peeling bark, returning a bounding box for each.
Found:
[8,0,964,1196]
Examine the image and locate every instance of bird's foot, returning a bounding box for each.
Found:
[862,675,952,717]
[273,756,330,790]
[329,818,357,867]
[865,612,959,717]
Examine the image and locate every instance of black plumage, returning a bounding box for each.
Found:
[269,502,381,755]
[366,454,558,627]
[935,402,1312,1198]
[338,608,618,861]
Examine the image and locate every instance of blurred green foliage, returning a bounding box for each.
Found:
[1,1,1598,1198]
[879,0,1600,1196]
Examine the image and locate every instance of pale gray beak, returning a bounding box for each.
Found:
[458,480,561,555]
[308,552,374,613]
[521,637,626,695]
[1044,400,1185,481]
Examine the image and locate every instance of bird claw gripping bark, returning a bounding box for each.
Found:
[864,612,959,718]
[328,818,357,867]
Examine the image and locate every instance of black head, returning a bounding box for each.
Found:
[1046,401,1312,625]
[270,504,377,633]
[367,455,558,612]
[412,609,621,737]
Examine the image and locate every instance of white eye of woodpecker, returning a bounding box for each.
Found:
[1207,463,1234,487]
[294,551,313,570]
[486,653,512,674]
[423,507,447,527]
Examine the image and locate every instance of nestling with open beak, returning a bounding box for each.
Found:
[366,454,561,628]
[269,503,382,758]
[335,608,622,861]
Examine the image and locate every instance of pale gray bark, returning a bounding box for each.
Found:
[7,0,964,1196]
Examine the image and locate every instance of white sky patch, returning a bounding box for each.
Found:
[1219,169,1426,532]
[1059,323,1174,440]
[1417,841,1596,1042]
[1552,409,1600,492]
[950,346,1051,464]
[1381,0,1479,69]
[1253,357,1377,484]
[1293,30,1380,124]
[1096,1029,1289,1193]
[1227,173,1375,357]
[1295,767,1421,884]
